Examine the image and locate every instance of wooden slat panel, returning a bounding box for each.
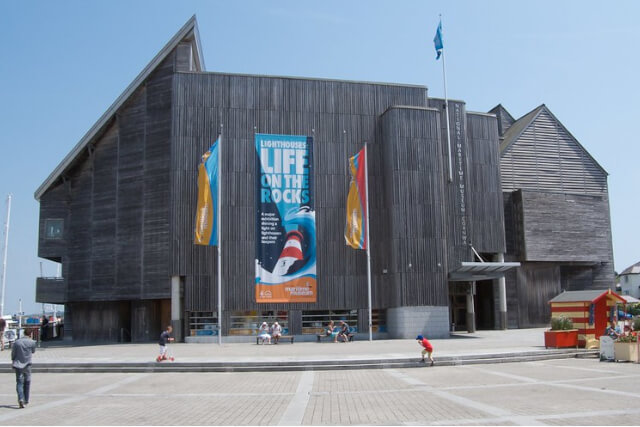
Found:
[500,110,608,195]
[172,73,430,312]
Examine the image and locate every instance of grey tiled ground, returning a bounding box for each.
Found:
[1,358,638,425]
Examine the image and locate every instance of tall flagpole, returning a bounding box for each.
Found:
[439,15,454,183]
[0,194,11,317]
[364,143,373,342]
[217,126,223,346]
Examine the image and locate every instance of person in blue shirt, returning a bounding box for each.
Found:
[11,330,36,408]
[605,320,621,340]
[337,320,350,343]
[157,325,174,362]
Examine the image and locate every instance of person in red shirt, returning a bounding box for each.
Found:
[416,335,434,366]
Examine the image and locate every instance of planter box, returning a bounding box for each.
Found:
[544,329,579,349]
[614,341,639,362]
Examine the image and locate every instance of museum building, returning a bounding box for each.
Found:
[34,17,614,342]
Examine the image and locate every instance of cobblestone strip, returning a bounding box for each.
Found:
[385,369,546,426]
[0,373,148,424]
[277,370,314,425]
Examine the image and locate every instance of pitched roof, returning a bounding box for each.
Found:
[499,104,608,175]
[34,16,204,200]
[549,289,625,304]
[499,105,544,153]
[488,104,515,136]
[620,261,640,275]
[489,104,515,121]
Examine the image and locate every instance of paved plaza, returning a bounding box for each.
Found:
[0,358,638,425]
[0,329,638,425]
[0,328,571,365]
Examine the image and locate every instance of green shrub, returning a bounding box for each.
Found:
[550,316,573,330]
[633,316,640,332]
[617,334,638,343]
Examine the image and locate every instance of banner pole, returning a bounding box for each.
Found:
[364,143,373,342]
[218,126,223,346]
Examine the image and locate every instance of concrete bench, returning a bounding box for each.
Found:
[256,335,294,344]
[317,332,354,342]
[317,333,333,342]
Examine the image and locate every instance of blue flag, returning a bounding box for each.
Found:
[434,20,443,60]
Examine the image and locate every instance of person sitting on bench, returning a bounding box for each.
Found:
[325,320,336,341]
[258,322,271,344]
[271,321,282,344]
[337,320,350,343]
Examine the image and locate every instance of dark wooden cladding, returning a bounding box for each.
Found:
[37,51,177,303]
[518,263,559,327]
[488,105,515,138]
[502,191,524,258]
[466,113,506,254]
[519,190,612,263]
[381,107,448,307]
[37,181,68,263]
[501,108,608,196]
[428,99,473,266]
[498,103,615,328]
[172,73,430,312]
[35,277,66,304]
[35,19,619,342]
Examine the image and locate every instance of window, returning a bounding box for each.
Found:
[44,219,64,240]
[370,309,387,333]
[301,309,358,335]
[188,311,218,336]
[228,310,289,336]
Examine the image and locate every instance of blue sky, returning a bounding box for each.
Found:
[1,1,638,315]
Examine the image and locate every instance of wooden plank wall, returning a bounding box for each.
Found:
[520,190,613,263]
[499,106,616,327]
[513,262,560,327]
[428,99,473,267]
[38,51,177,303]
[38,182,69,262]
[466,113,506,254]
[171,73,430,312]
[490,105,515,137]
[500,109,608,195]
[381,106,448,307]
[67,300,130,341]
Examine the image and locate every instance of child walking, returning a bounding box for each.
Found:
[157,325,175,362]
[416,335,434,366]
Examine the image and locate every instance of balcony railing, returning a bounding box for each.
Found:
[35,277,67,304]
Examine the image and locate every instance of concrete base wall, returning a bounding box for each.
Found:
[387,306,450,339]
[185,333,390,344]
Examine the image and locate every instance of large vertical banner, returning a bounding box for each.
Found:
[255,133,316,303]
[344,146,368,250]
[194,137,219,246]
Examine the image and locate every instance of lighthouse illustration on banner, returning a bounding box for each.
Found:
[272,230,304,276]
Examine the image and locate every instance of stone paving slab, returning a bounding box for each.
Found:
[0,359,639,425]
[0,328,552,365]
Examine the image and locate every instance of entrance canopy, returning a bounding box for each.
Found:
[448,261,520,282]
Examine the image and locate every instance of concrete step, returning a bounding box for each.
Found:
[0,349,598,373]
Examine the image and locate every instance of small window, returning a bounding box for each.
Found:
[44,219,64,240]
